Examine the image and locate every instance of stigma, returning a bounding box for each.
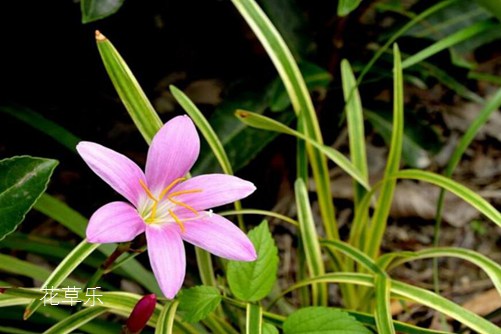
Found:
[138,178,202,232]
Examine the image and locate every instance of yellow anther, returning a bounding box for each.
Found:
[158,177,186,200]
[168,197,199,216]
[139,179,157,202]
[168,189,202,197]
[169,210,185,233]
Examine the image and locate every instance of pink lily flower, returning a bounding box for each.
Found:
[76,115,257,299]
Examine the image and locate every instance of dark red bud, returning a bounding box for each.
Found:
[126,294,157,333]
[0,288,5,293]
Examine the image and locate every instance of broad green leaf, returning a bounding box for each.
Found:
[156,300,179,334]
[0,156,58,241]
[81,0,125,23]
[0,105,81,153]
[231,0,338,241]
[283,307,371,334]
[235,110,370,190]
[338,0,362,16]
[295,179,327,306]
[178,286,222,323]
[374,273,396,334]
[24,240,99,319]
[246,303,263,334]
[366,45,403,259]
[227,221,279,301]
[96,32,163,144]
[43,307,106,334]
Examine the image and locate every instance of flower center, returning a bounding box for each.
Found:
[138,177,202,232]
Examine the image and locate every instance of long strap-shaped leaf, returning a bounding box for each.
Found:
[24,240,99,319]
[246,303,263,334]
[34,194,161,294]
[401,20,498,69]
[394,169,501,227]
[295,179,327,306]
[374,273,396,334]
[380,248,501,297]
[96,31,163,143]
[235,110,370,190]
[43,307,106,334]
[156,301,179,334]
[276,273,501,334]
[230,0,338,241]
[365,44,403,259]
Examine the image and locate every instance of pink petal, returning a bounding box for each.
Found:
[145,225,186,299]
[181,213,256,261]
[170,174,256,211]
[86,202,145,243]
[145,116,200,194]
[77,141,146,206]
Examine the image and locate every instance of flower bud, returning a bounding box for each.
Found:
[125,294,156,333]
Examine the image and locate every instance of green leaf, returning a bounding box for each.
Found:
[178,286,222,323]
[263,323,279,334]
[281,273,501,334]
[43,307,106,334]
[0,105,81,153]
[96,32,163,144]
[193,88,295,174]
[246,303,263,334]
[268,62,332,112]
[235,110,370,190]
[0,254,81,287]
[365,45,403,259]
[358,0,456,83]
[402,20,498,69]
[475,0,501,21]
[374,273,396,334]
[24,240,100,319]
[341,59,369,206]
[338,0,362,16]
[155,300,180,334]
[231,0,338,241]
[227,221,279,301]
[33,194,161,295]
[394,169,501,228]
[295,179,327,306]
[383,247,501,297]
[365,109,435,168]
[81,0,125,23]
[0,156,58,241]
[283,307,371,334]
